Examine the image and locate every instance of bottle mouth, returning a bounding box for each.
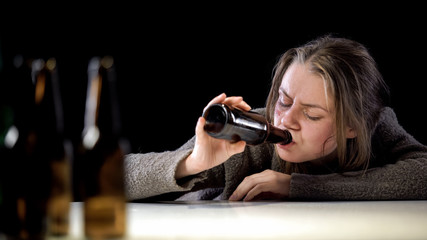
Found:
[280,129,293,145]
[266,125,293,145]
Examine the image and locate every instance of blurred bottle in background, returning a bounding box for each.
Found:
[0,55,72,239]
[0,55,41,239]
[74,56,129,239]
[30,58,73,237]
[0,46,25,239]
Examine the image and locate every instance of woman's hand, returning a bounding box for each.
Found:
[229,170,291,201]
[175,93,251,179]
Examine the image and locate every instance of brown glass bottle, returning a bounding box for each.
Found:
[74,56,128,239]
[202,103,292,145]
[31,58,73,237]
[0,56,72,239]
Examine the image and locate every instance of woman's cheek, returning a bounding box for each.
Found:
[274,108,283,126]
[310,125,337,155]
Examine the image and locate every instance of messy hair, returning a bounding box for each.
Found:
[266,35,389,173]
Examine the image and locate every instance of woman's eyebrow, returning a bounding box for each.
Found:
[279,88,329,112]
[279,88,291,99]
[300,103,329,113]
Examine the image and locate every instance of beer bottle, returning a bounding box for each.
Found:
[0,55,42,240]
[203,103,292,145]
[0,56,72,239]
[0,53,28,239]
[30,58,73,237]
[74,56,128,239]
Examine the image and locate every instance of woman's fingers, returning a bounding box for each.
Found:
[223,96,251,111]
[204,93,252,114]
[229,170,290,201]
[204,93,227,112]
[229,173,264,201]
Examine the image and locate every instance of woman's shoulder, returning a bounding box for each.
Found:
[377,106,398,124]
[374,106,423,144]
[374,106,407,138]
[371,106,427,164]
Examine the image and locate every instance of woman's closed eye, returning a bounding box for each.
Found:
[303,110,322,121]
[278,101,292,108]
[277,95,293,108]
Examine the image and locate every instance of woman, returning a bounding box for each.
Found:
[125,35,427,201]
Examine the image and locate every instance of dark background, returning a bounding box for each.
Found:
[1,6,426,153]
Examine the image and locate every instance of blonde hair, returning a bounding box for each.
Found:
[266,35,389,173]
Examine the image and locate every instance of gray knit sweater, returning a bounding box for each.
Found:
[124,107,427,201]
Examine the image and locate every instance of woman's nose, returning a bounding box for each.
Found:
[280,106,299,130]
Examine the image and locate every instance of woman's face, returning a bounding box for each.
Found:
[274,62,337,163]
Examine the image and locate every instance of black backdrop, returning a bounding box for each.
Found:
[1,7,426,154]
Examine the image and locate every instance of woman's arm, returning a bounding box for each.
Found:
[289,158,426,200]
[124,93,252,201]
[124,136,199,201]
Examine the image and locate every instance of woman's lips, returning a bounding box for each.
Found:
[277,141,295,150]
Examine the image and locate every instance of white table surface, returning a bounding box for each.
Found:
[59,200,427,240]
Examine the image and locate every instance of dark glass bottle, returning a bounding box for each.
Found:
[0,56,72,239]
[0,54,34,239]
[202,103,292,145]
[30,58,73,237]
[74,56,128,239]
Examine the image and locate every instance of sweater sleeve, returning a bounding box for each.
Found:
[289,107,427,200]
[124,136,201,201]
[124,135,228,201]
[124,107,270,201]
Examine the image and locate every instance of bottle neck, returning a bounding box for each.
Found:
[32,58,64,136]
[84,57,122,138]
